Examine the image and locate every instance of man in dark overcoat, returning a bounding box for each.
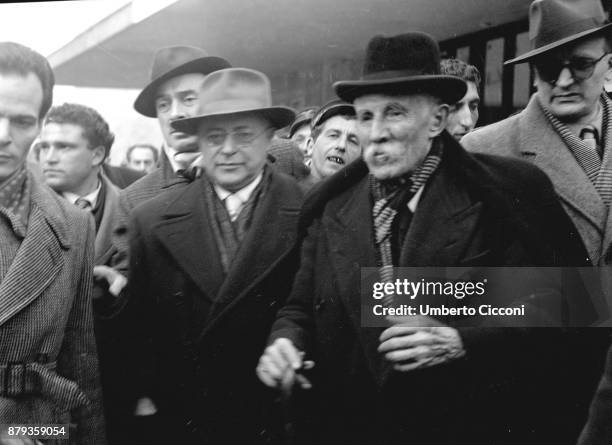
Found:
[127,68,303,443]
[258,32,600,445]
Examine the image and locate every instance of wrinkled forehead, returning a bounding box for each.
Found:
[353,93,437,112]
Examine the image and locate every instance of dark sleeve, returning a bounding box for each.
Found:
[109,191,132,277]
[268,219,320,353]
[578,345,612,445]
[125,209,158,399]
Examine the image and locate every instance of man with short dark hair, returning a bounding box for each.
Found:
[440,58,481,140]
[299,100,361,191]
[125,143,158,173]
[0,43,105,444]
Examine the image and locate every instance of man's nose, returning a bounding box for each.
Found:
[44,146,59,163]
[169,100,187,119]
[0,118,11,147]
[369,118,389,142]
[458,105,474,129]
[336,134,348,152]
[555,66,575,88]
[219,135,237,155]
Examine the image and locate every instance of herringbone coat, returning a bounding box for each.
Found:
[0,171,106,445]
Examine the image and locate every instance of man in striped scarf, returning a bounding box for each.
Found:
[258,32,599,444]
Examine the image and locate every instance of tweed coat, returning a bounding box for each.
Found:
[127,168,304,443]
[0,171,106,445]
[462,93,612,267]
[270,132,605,445]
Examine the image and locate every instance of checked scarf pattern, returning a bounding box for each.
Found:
[540,94,612,205]
[370,141,443,307]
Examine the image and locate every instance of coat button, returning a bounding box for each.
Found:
[315,298,325,311]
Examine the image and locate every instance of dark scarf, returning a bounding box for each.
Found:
[369,139,443,306]
[202,167,270,276]
[0,165,30,238]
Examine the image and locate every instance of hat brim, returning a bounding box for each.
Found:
[134,56,231,117]
[333,75,467,104]
[505,23,612,65]
[171,106,296,134]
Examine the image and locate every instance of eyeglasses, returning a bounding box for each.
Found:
[534,53,609,84]
[202,127,271,148]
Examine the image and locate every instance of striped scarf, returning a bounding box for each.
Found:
[540,94,612,205]
[370,140,443,306]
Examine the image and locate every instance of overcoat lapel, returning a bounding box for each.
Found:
[154,179,225,301]
[517,96,606,233]
[201,173,301,337]
[401,160,482,267]
[0,176,68,326]
[327,176,377,328]
[94,174,120,265]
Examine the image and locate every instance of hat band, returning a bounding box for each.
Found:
[534,17,606,49]
[362,68,438,81]
[199,98,272,116]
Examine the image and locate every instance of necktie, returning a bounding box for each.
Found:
[580,125,602,159]
[75,197,92,211]
[224,194,243,221]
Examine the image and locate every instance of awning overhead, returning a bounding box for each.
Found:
[50,0,531,89]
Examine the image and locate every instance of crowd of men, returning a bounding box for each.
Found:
[2,0,612,444]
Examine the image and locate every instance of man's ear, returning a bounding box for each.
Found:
[91,145,106,167]
[305,136,315,157]
[429,103,449,138]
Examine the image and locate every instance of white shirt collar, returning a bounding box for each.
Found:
[63,179,102,208]
[213,172,263,203]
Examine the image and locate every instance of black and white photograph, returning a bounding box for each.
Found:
[1,0,612,444]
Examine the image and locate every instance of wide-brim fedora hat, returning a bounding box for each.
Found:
[334,32,466,104]
[134,45,231,117]
[506,0,612,65]
[171,68,296,134]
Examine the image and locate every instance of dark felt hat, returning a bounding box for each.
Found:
[134,45,231,117]
[334,32,466,104]
[505,0,612,65]
[171,68,296,134]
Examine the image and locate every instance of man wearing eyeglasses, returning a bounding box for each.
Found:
[124,68,303,443]
[464,0,612,271]
[463,0,612,438]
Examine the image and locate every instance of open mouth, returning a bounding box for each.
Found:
[326,155,345,165]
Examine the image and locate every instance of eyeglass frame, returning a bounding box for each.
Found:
[200,126,273,148]
[533,52,610,85]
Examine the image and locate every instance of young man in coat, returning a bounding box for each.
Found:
[0,43,105,444]
[257,32,599,445]
[127,68,303,443]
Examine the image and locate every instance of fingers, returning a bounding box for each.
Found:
[257,338,303,388]
[92,265,128,296]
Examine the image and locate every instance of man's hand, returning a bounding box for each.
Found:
[256,338,314,391]
[93,265,127,297]
[134,397,157,416]
[378,315,465,372]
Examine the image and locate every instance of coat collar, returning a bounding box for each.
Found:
[153,169,302,330]
[94,173,121,265]
[517,94,607,232]
[0,170,69,326]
